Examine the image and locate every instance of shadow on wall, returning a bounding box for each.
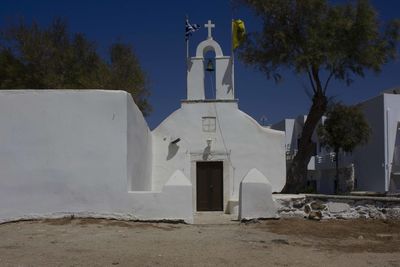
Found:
[167,143,179,160]
[222,57,233,94]
[187,59,193,71]
[202,144,211,160]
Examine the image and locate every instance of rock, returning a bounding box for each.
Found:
[358,214,368,219]
[369,209,386,220]
[310,201,326,210]
[304,204,311,214]
[321,211,331,218]
[292,210,306,217]
[358,235,364,240]
[386,208,400,219]
[327,202,350,213]
[292,199,305,209]
[308,211,322,220]
[276,199,292,208]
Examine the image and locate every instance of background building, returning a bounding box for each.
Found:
[272,88,400,194]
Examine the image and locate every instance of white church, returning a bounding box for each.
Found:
[0,21,286,223]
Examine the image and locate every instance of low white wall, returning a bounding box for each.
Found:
[239,168,278,220]
[0,90,193,223]
[128,170,193,223]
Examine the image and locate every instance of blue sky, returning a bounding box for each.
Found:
[1,0,399,129]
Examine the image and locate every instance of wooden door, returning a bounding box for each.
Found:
[196,161,223,211]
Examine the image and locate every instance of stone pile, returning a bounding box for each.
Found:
[274,194,400,220]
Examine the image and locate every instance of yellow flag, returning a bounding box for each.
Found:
[232,19,246,50]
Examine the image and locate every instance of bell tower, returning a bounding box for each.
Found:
[186,20,234,101]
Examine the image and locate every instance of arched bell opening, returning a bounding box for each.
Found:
[187,26,233,101]
[204,50,216,99]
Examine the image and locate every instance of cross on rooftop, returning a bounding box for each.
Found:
[205,20,215,39]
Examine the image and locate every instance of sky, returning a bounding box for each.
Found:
[1,0,400,129]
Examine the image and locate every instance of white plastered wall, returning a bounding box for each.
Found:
[187,38,234,101]
[353,95,386,192]
[152,101,286,212]
[215,57,234,100]
[239,168,278,220]
[187,58,205,100]
[127,95,152,191]
[383,93,400,192]
[0,90,193,223]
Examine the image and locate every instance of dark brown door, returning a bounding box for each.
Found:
[196,161,223,211]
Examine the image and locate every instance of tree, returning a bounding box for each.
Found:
[318,103,370,189]
[0,18,151,115]
[236,0,400,193]
[107,43,151,116]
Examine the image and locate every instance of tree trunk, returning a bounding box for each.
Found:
[282,91,327,193]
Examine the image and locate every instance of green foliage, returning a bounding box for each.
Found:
[238,0,400,89]
[236,0,399,193]
[107,43,150,116]
[0,18,151,115]
[318,103,370,153]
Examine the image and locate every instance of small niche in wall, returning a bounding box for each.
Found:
[202,117,216,132]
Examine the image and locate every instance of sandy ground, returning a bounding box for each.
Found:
[0,216,400,267]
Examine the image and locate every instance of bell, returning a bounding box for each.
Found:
[205,59,214,72]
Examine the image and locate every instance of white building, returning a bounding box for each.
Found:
[0,21,286,223]
[272,89,400,194]
[153,20,286,213]
[354,89,400,193]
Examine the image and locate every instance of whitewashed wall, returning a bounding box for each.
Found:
[127,96,152,191]
[152,101,286,212]
[271,119,295,153]
[353,93,400,192]
[353,95,386,192]
[129,170,193,223]
[384,93,400,192]
[0,90,193,223]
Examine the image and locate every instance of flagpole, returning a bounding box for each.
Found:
[231,1,235,97]
[231,19,235,97]
[185,15,189,60]
[186,39,189,60]
[185,15,190,86]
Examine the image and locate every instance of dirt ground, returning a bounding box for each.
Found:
[0,217,400,266]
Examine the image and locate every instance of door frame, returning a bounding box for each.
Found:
[190,153,232,213]
[196,161,223,211]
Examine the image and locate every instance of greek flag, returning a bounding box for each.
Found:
[185,18,200,41]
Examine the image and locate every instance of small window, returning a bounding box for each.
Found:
[202,117,216,132]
